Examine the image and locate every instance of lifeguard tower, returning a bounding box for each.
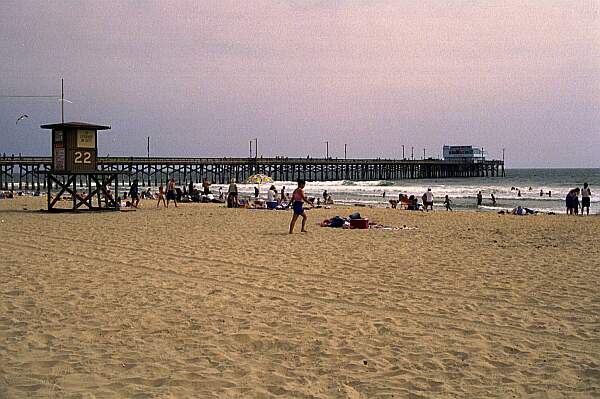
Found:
[41,122,119,211]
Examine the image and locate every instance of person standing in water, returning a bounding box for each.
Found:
[289,179,314,234]
[477,191,483,206]
[491,193,496,206]
[581,182,592,215]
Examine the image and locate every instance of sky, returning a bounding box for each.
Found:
[0,0,599,168]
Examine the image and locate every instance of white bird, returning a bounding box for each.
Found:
[16,114,28,124]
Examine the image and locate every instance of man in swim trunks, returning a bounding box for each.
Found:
[289,179,314,233]
[166,178,178,208]
[581,182,591,215]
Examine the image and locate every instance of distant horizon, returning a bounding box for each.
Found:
[1,1,599,168]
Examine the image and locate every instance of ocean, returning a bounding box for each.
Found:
[226,168,600,214]
[10,168,597,214]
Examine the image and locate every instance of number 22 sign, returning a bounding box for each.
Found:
[74,151,92,164]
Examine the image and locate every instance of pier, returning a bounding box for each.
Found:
[0,156,504,190]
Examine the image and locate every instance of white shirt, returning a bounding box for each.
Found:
[425,191,433,202]
[267,189,276,201]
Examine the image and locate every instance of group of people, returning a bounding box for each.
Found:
[389,188,495,212]
[125,178,179,208]
[566,183,592,215]
[0,190,16,199]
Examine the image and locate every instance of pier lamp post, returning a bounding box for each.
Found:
[402,145,405,160]
[325,141,329,159]
[423,148,426,160]
[253,138,258,158]
[411,147,414,160]
[344,143,347,159]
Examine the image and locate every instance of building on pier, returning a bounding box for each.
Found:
[443,145,487,162]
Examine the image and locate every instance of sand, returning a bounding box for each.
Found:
[1,196,599,398]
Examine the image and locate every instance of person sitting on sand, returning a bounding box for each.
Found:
[289,179,314,234]
[267,185,277,202]
[400,193,410,209]
[512,206,526,216]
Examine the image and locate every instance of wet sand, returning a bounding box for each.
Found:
[1,196,599,398]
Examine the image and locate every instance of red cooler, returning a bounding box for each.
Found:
[349,218,369,229]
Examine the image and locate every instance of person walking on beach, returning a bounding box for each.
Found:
[280,186,286,203]
[289,179,314,234]
[227,179,238,208]
[477,191,483,206]
[157,183,166,207]
[166,178,178,208]
[254,185,259,200]
[129,179,140,208]
[491,193,496,206]
[424,188,434,211]
[443,195,453,211]
[581,183,591,215]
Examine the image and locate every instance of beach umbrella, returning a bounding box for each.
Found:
[246,174,273,184]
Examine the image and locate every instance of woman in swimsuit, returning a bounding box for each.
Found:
[289,179,313,234]
[157,183,166,208]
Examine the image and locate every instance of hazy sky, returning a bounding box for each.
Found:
[1,1,599,167]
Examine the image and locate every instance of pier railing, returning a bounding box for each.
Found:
[0,156,504,190]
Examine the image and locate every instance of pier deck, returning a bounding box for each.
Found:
[0,156,504,190]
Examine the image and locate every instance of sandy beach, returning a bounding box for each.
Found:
[1,196,599,398]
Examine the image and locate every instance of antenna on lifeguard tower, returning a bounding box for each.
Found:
[61,78,64,123]
[0,78,71,122]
